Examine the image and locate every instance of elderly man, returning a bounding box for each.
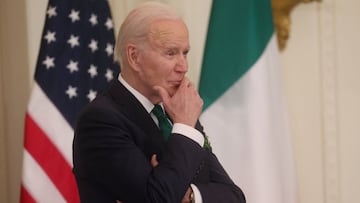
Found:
[73,2,245,203]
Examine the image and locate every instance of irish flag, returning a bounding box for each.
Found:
[199,1,297,202]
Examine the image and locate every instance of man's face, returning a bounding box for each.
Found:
[137,19,190,99]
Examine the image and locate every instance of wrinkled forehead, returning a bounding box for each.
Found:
[148,19,189,45]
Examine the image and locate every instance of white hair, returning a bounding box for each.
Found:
[114,2,182,67]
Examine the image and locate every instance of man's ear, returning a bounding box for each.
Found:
[126,44,141,71]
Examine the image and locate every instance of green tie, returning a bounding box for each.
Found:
[152,104,172,140]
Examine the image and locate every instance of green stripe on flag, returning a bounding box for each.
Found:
[199,0,274,110]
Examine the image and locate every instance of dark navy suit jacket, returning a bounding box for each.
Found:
[73,80,246,203]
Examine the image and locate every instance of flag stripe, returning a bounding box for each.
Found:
[198,1,297,202]
[22,150,66,203]
[27,83,74,165]
[21,1,119,202]
[24,113,79,203]
[20,186,36,203]
[199,0,273,110]
[201,36,297,202]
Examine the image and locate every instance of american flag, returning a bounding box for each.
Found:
[21,0,119,202]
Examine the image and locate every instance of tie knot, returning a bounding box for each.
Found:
[152,104,166,119]
[152,104,172,140]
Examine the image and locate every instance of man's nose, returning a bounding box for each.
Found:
[175,55,188,73]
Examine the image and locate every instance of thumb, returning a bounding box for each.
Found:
[153,86,170,105]
[150,154,158,167]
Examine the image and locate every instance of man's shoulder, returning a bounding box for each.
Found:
[80,93,118,116]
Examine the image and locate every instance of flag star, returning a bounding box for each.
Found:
[104,18,113,30]
[87,89,97,101]
[105,69,114,82]
[88,64,98,78]
[89,14,98,26]
[46,6,57,18]
[88,39,98,52]
[105,43,114,56]
[65,85,78,99]
[44,30,56,44]
[67,60,79,73]
[68,9,80,23]
[42,56,55,69]
[67,34,80,48]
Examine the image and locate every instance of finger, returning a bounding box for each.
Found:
[179,77,190,90]
[187,81,195,89]
[153,85,170,104]
[151,154,159,167]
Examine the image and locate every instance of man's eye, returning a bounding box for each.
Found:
[166,50,175,56]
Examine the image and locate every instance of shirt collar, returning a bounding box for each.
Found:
[118,74,155,114]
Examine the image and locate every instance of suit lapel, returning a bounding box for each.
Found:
[106,80,166,160]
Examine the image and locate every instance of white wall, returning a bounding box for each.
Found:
[1,0,359,202]
[280,3,324,203]
[280,1,360,202]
